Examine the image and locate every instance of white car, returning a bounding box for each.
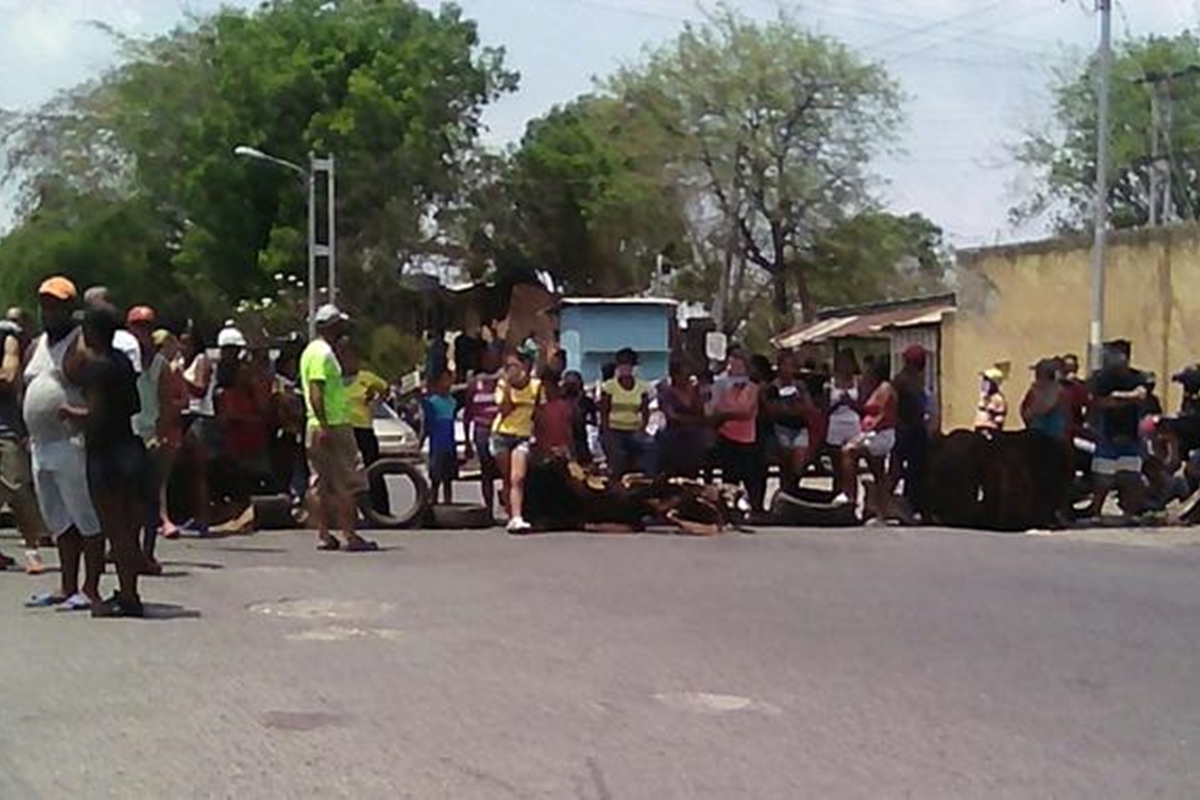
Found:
[372,403,421,458]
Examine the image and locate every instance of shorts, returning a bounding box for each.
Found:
[490,433,530,457]
[775,426,810,451]
[855,429,896,459]
[0,437,33,499]
[306,426,368,497]
[31,441,102,538]
[429,448,459,484]
[1093,440,1142,478]
[88,439,149,492]
[826,416,863,448]
[472,425,498,479]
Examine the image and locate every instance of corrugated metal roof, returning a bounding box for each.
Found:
[773,299,954,349]
[560,296,679,306]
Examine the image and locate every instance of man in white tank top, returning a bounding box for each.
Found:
[22,277,103,611]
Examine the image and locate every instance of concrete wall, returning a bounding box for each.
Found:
[943,224,1200,430]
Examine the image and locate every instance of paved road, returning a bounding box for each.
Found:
[2,524,1200,799]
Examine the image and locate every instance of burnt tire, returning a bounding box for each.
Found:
[768,489,860,528]
[250,494,297,530]
[359,459,431,529]
[428,503,495,530]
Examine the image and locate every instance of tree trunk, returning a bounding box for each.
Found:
[772,268,788,316]
[794,265,815,322]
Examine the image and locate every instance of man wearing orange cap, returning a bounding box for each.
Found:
[22,277,104,611]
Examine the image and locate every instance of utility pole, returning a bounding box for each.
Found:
[1136,65,1200,227]
[1088,0,1112,371]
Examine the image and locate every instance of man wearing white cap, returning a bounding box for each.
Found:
[300,305,376,552]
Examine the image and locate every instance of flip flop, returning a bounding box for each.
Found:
[344,538,379,553]
[317,537,341,552]
[26,592,67,608]
[55,593,93,612]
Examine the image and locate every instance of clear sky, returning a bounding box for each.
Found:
[1,0,1196,246]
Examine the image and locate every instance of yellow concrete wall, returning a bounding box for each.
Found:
[943,224,1200,431]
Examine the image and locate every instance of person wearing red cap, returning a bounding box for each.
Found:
[127,305,169,573]
[22,277,105,611]
[891,345,933,522]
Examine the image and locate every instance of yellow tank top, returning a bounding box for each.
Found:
[602,378,648,431]
[492,378,541,438]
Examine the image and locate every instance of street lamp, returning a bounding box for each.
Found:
[234,145,337,339]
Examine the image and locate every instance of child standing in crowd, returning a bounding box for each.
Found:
[764,350,818,493]
[422,368,459,505]
[599,347,652,477]
[465,347,502,516]
[492,350,540,532]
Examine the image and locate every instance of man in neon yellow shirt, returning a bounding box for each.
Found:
[301,305,375,552]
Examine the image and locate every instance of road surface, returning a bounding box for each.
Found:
[2,524,1199,798]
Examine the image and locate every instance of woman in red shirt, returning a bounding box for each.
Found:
[713,351,761,508]
[838,359,898,520]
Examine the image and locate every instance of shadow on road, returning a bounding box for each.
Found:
[142,602,202,621]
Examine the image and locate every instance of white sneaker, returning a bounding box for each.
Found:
[832,493,851,507]
[506,516,532,533]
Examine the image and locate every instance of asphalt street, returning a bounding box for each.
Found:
[2,523,1200,799]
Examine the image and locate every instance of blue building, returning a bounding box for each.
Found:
[558,298,678,383]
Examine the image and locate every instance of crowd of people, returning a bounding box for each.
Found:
[448,340,938,531]
[1,276,389,617]
[5,272,1197,618]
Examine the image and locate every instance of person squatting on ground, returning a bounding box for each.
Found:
[63,304,151,618]
[301,304,377,553]
[0,312,49,573]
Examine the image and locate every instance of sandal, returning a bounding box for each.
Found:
[317,537,341,552]
[55,593,93,612]
[25,592,67,608]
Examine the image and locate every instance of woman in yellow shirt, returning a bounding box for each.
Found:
[599,347,654,477]
[340,344,390,465]
[492,350,540,532]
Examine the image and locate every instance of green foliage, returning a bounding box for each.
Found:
[368,323,423,380]
[606,5,904,321]
[1014,32,1200,232]
[1,0,516,328]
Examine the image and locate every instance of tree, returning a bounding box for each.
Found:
[1,0,516,325]
[606,6,903,323]
[1013,32,1200,232]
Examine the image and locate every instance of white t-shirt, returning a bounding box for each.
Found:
[23,329,85,456]
[113,329,142,375]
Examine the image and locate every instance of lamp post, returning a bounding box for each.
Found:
[233,146,336,339]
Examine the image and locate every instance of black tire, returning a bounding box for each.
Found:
[429,503,495,530]
[251,494,297,530]
[768,489,860,528]
[360,459,431,529]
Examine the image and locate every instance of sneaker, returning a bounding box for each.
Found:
[24,551,44,575]
[91,594,145,619]
[506,516,532,534]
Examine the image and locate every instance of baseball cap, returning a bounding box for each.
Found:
[314,304,349,327]
[902,345,927,368]
[217,325,248,348]
[981,367,1004,383]
[38,276,77,301]
[151,329,172,347]
[126,305,156,326]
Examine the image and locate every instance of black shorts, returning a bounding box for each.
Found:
[88,439,148,492]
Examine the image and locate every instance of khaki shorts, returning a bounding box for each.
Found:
[306,426,367,497]
[0,437,33,496]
